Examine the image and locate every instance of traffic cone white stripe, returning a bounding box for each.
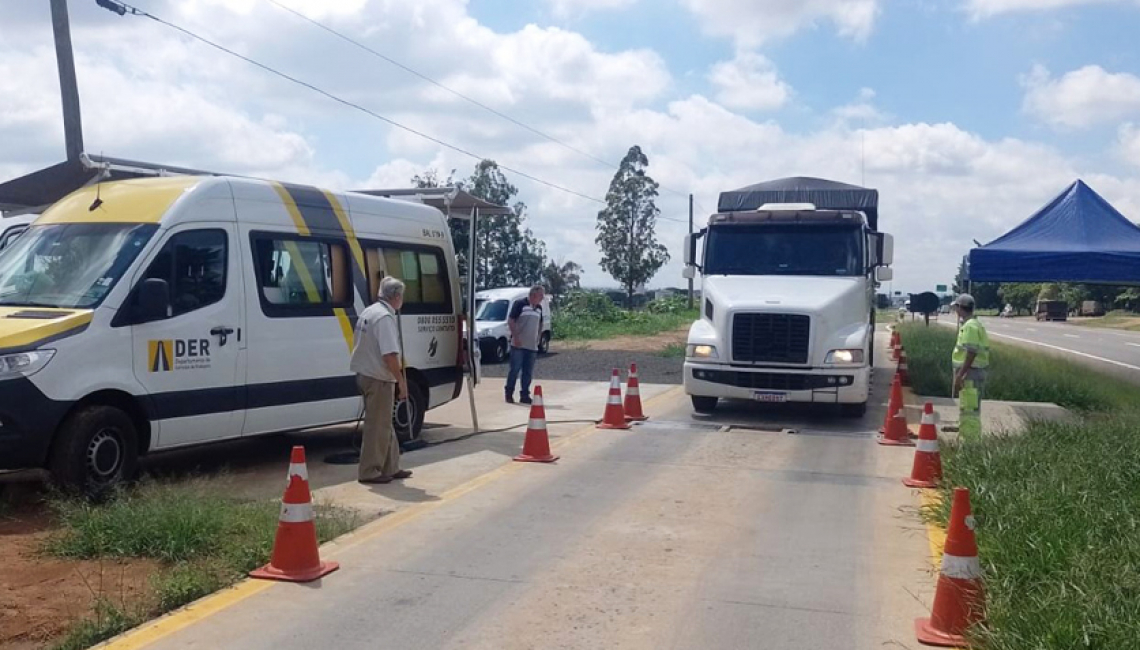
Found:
[941,553,983,580]
[916,439,940,453]
[287,462,309,482]
[532,395,544,407]
[528,418,546,430]
[921,413,936,426]
[627,387,640,396]
[279,502,314,523]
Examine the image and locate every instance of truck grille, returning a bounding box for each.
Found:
[731,313,810,364]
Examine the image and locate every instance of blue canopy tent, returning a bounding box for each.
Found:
[969,180,1140,283]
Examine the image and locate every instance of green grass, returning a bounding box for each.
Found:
[1070,310,1140,332]
[927,418,1140,649]
[897,322,1140,412]
[657,343,686,358]
[553,309,697,341]
[45,478,359,649]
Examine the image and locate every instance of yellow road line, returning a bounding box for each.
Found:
[920,490,947,569]
[100,384,683,649]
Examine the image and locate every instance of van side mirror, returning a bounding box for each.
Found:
[136,278,171,322]
[875,266,894,282]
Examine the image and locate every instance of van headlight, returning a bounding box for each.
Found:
[686,344,718,360]
[825,349,864,365]
[0,349,56,379]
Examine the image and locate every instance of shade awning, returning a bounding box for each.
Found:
[351,187,512,217]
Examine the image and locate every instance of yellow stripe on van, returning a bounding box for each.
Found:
[37,177,201,225]
[323,190,366,277]
[282,241,321,303]
[333,308,355,354]
[272,182,311,236]
[0,308,93,351]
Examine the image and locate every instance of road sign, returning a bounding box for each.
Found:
[936,284,947,293]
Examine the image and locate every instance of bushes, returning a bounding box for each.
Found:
[552,291,698,341]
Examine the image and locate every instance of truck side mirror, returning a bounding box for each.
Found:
[879,233,894,266]
[875,266,894,282]
[136,278,171,322]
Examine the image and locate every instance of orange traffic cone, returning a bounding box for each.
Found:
[879,407,915,447]
[916,488,985,647]
[889,329,900,351]
[892,341,902,362]
[904,403,943,488]
[598,368,631,430]
[514,386,559,463]
[898,350,911,386]
[624,363,648,422]
[879,374,905,434]
[251,446,339,583]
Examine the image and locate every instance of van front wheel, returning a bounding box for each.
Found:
[394,381,427,445]
[49,405,139,494]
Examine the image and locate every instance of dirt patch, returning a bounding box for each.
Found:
[567,325,688,352]
[0,508,158,650]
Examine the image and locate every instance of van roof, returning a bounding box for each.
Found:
[476,287,536,301]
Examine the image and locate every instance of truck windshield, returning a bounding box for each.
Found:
[703,224,864,276]
[476,299,510,322]
[0,223,157,309]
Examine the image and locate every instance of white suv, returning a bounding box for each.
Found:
[474,287,552,363]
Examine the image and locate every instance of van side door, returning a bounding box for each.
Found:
[126,224,246,448]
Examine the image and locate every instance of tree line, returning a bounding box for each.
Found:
[412,146,670,307]
[953,256,1140,314]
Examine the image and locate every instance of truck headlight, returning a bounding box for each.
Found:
[686,344,718,359]
[825,349,864,365]
[0,349,56,379]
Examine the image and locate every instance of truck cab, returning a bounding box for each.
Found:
[681,202,893,416]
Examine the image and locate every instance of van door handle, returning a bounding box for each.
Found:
[211,326,235,347]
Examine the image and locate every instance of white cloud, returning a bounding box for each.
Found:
[680,0,879,47]
[1022,64,1140,129]
[1119,123,1140,168]
[965,0,1140,19]
[831,87,889,127]
[546,0,638,19]
[708,52,792,111]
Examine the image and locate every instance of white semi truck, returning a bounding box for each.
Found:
[681,177,893,416]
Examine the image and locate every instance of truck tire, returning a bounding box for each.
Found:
[691,395,719,414]
[49,405,139,494]
[841,402,868,418]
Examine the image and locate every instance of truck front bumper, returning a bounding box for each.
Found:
[683,361,870,404]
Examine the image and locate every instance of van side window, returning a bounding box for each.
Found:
[363,243,451,315]
[253,236,349,312]
[141,229,227,317]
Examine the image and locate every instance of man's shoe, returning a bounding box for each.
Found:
[359,476,393,485]
[505,394,515,404]
[392,470,413,480]
[519,395,532,405]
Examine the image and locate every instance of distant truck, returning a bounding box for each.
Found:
[682,180,893,418]
[1035,300,1068,321]
[1080,300,1104,317]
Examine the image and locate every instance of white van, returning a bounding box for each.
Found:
[0,214,36,250]
[474,287,551,362]
[0,176,463,489]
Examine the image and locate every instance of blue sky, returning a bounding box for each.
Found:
[3,0,1140,292]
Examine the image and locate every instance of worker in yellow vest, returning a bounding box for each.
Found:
[951,294,990,441]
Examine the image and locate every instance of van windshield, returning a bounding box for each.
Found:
[0,223,158,309]
[476,299,511,322]
[703,224,864,276]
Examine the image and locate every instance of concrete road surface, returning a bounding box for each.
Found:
[971,317,1140,383]
[103,359,932,650]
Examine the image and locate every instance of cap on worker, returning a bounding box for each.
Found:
[952,294,976,310]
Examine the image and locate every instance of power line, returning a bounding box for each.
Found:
[262,0,698,204]
[100,0,605,205]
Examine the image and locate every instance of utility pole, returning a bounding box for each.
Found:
[51,0,84,162]
[687,193,694,310]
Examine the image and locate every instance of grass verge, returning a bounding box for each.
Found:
[46,478,359,649]
[1070,309,1140,332]
[657,343,686,358]
[897,322,1138,412]
[926,418,1140,649]
[554,310,697,341]
[902,321,1140,648]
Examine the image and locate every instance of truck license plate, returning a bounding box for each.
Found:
[753,391,788,403]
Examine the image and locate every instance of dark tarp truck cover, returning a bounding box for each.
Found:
[717,176,880,231]
[969,180,1140,283]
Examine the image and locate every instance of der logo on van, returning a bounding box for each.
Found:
[148,339,212,372]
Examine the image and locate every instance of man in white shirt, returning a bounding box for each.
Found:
[350,277,412,484]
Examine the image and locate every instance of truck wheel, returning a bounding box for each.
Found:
[49,405,139,494]
[691,396,719,414]
[538,332,551,354]
[841,402,868,418]
[394,380,427,444]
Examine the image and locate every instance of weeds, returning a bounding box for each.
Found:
[50,598,143,650]
[658,343,686,358]
[553,293,697,341]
